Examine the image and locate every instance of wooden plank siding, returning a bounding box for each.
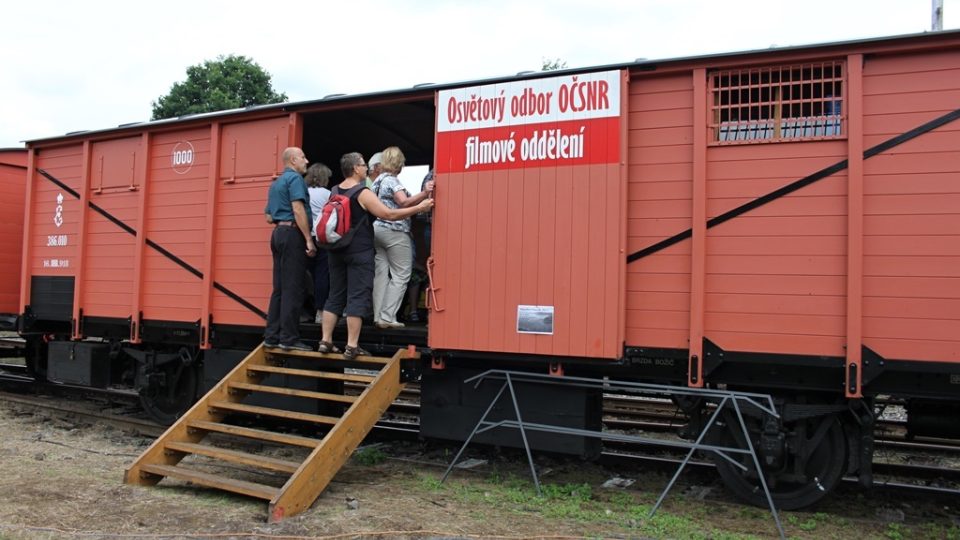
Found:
[625,43,960,365]
[625,74,694,349]
[22,118,288,333]
[80,136,141,321]
[30,145,83,277]
[140,129,210,323]
[704,140,849,357]
[211,118,289,326]
[429,163,622,359]
[0,151,26,314]
[428,70,625,359]
[861,49,960,362]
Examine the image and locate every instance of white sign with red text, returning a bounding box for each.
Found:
[436,70,621,173]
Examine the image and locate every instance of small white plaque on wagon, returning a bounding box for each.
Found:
[517,305,554,335]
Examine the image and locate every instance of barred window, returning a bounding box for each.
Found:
[710,61,844,143]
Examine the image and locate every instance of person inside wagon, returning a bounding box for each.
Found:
[305,163,334,324]
[365,151,384,188]
[318,151,433,360]
[371,147,434,329]
[403,167,434,324]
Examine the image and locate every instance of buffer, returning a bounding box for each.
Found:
[124,344,418,522]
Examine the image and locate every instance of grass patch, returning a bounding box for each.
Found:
[418,474,444,492]
[885,522,904,540]
[352,446,387,466]
[786,511,828,532]
[407,468,958,540]
[643,512,704,538]
[414,471,741,537]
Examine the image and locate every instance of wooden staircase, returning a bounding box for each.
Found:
[125,344,417,522]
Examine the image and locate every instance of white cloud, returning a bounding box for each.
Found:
[1,0,956,147]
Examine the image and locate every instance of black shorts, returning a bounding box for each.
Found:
[324,248,374,317]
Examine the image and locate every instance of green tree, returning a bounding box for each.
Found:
[151,54,288,120]
[541,57,568,71]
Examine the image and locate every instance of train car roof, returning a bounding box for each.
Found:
[0,148,27,168]
[24,29,960,146]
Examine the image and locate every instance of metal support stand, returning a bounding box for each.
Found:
[440,370,785,540]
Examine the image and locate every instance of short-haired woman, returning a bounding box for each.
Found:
[305,163,333,323]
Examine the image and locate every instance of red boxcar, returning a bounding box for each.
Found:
[0,148,26,323]
[17,30,960,509]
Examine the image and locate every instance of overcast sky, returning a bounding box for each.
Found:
[1,0,956,148]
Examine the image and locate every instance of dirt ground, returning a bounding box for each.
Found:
[1,399,959,540]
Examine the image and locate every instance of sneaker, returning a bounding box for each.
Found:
[343,345,371,361]
[280,341,313,352]
[375,321,405,329]
[408,312,420,323]
[317,341,341,354]
[264,340,280,349]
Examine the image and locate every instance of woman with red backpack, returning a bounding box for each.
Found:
[316,151,433,360]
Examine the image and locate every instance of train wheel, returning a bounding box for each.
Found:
[714,414,847,510]
[140,361,199,425]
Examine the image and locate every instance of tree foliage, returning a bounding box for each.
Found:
[541,57,568,71]
[151,55,288,120]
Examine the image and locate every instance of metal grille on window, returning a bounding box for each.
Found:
[710,61,844,143]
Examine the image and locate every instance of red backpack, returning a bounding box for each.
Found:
[314,184,366,250]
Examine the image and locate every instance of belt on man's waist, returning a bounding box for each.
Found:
[275,221,295,227]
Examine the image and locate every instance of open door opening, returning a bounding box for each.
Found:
[298,95,437,346]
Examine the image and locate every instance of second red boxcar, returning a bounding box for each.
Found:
[0,148,26,325]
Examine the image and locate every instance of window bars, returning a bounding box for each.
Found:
[711,61,844,143]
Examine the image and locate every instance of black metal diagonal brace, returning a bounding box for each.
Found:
[627,107,960,264]
[35,167,267,320]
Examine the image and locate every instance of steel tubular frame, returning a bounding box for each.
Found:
[440,369,786,540]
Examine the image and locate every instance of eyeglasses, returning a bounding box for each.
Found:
[357,163,367,167]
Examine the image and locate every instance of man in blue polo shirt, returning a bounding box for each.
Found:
[264,147,316,351]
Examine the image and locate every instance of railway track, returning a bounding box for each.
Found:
[0,390,166,438]
[2,373,958,501]
[4,372,954,456]
[603,393,960,454]
[601,445,960,499]
[600,394,960,500]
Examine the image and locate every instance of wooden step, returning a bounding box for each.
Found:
[140,463,280,500]
[229,382,357,404]
[209,400,340,425]
[186,420,322,448]
[266,348,391,366]
[127,346,416,522]
[248,364,376,383]
[165,441,302,474]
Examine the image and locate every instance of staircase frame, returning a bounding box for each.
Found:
[124,344,416,522]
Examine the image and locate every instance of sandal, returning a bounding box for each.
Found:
[317,341,341,354]
[342,345,370,361]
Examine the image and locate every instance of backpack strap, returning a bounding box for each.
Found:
[333,183,365,199]
[344,184,366,198]
[339,183,369,227]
